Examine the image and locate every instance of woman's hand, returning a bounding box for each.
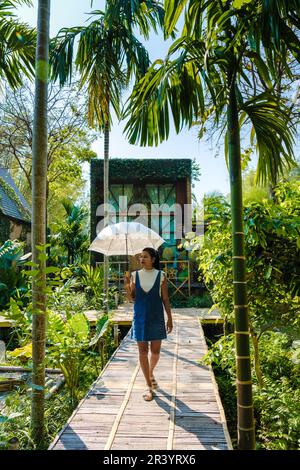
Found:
[166,318,173,334]
[124,272,135,301]
[124,272,131,286]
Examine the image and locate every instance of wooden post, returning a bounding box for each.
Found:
[114,324,119,348]
[0,340,6,363]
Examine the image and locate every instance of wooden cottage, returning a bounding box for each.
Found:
[0,168,31,248]
[90,158,194,295]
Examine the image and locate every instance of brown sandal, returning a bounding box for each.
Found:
[143,387,153,401]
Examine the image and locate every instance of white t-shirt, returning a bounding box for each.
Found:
[131,268,166,297]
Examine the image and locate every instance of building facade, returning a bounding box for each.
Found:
[90,158,194,292]
[0,168,31,249]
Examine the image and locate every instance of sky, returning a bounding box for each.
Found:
[15,0,259,204]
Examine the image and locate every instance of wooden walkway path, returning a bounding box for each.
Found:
[49,308,232,450]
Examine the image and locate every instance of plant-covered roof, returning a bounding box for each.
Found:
[0,168,31,223]
[91,158,192,181]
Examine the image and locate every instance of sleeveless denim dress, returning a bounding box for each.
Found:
[131,270,167,342]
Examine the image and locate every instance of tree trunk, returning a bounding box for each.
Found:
[227,73,255,450]
[103,112,109,312]
[30,0,50,449]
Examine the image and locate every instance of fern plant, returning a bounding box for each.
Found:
[0,240,29,309]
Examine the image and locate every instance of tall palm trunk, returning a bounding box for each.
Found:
[31,0,50,448]
[103,105,109,312]
[227,72,255,450]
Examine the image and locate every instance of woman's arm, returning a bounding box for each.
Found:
[161,275,173,334]
[124,272,135,302]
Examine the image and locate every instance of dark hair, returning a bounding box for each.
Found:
[142,247,160,270]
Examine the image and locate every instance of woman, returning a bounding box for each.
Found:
[124,247,173,401]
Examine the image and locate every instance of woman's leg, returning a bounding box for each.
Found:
[137,341,152,387]
[149,340,162,380]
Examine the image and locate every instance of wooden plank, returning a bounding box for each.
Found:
[167,320,179,450]
[49,307,232,451]
[104,364,140,449]
[83,310,103,326]
[0,315,14,328]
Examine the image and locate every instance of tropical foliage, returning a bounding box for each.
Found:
[202,331,300,449]
[0,0,36,89]
[52,199,89,265]
[51,0,165,128]
[0,240,29,309]
[0,262,118,448]
[190,179,300,449]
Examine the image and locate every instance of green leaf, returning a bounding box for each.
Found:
[8,342,32,359]
[45,266,60,274]
[165,0,187,36]
[28,383,45,391]
[23,261,38,268]
[233,0,252,8]
[6,412,23,420]
[265,265,272,280]
[246,51,273,89]
[89,318,109,347]
[67,313,89,340]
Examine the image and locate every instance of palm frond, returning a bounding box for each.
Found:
[105,0,166,39]
[124,51,207,146]
[51,7,151,130]
[50,26,85,86]
[252,0,300,74]
[241,91,298,185]
[0,10,36,88]
[165,0,188,37]
[124,29,231,146]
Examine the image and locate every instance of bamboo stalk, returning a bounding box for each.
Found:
[103,113,110,313]
[227,73,255,450]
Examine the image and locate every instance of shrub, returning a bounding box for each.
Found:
[201,331,300,449]
[253,377,300,450]
[0,240,29,310]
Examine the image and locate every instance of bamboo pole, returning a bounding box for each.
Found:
[227,73,255,450]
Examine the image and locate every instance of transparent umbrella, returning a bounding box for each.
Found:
[88,221,165,275]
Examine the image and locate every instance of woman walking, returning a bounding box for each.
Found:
[124,247,173,401]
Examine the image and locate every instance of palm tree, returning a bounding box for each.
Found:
[50,0,165,309]
[31,0,50,448]
[0,0,36,90]
[0,0,48,450]
[124,0,300,450]
[57,198,89,265]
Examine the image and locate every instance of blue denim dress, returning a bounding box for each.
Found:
[131,270,167,342]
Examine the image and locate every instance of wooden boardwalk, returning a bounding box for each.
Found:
[112,304,223,325]
[49,308,232,450]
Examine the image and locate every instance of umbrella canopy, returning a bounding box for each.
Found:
[88,221,165,256]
